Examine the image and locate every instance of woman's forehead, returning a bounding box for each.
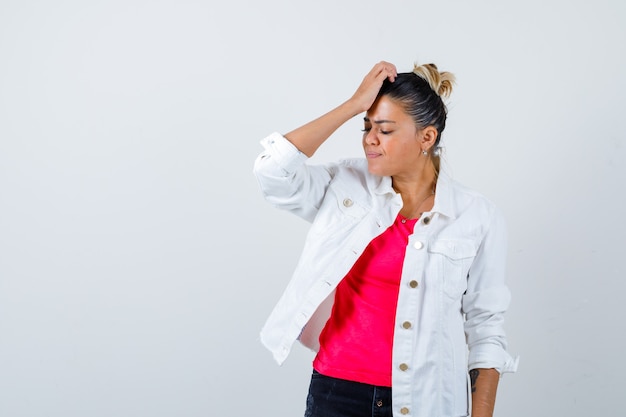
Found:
[366,96,410,122]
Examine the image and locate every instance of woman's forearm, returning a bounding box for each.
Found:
[470,368,499,417]
[284,99,362,157]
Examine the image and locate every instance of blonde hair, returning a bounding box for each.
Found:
[412,63,455,99]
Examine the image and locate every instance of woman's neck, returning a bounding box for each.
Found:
[392,165,438,219]
[391,166,437,199]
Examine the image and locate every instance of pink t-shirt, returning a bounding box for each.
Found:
[313,214,418,387]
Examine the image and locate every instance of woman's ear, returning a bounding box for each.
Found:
[419,126,438,151]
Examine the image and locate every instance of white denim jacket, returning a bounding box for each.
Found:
[254,132,518,417]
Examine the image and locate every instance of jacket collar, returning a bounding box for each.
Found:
[431,170,457,219]
[373,175,394,196]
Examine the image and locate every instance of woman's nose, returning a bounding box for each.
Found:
[364,130,379,145]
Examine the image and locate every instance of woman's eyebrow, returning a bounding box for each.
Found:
[363,117,396,124]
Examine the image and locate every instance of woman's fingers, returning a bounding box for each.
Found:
[368,61,397,90]
[373,61,397,82]
[350,61,397,112]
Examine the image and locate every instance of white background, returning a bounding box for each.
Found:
[1,0,624,416]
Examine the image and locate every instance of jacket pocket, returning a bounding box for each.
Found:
[429,238,477,299]
[309,182,369,238]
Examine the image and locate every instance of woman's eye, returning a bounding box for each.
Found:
[361,127,391,134]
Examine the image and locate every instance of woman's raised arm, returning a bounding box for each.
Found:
[285,61,398,157]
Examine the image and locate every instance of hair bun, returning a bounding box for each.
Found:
[413,63,455,98]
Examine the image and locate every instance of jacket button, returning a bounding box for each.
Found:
[400,407,410,414]
[343,198,353,207]
[399,363,409,371]
[409,280,418,288]
[413,241,423,250]
[402,321,412,329]
[423,216,431,225]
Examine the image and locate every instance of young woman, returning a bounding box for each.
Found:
[253,61,518,417]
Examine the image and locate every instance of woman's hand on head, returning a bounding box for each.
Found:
[349,61,397,114]
[280,61,397,157]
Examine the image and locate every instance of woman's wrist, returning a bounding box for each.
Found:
[340,97,369,119]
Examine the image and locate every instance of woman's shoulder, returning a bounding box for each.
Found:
[440,173,501,217]
[328,158,383,181]
[323,158,391,194]
[332,157,368,170]
[448,177,490,200]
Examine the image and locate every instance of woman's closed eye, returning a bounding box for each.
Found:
[361,127,392,135]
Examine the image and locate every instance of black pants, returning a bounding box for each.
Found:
[304,370,393,417]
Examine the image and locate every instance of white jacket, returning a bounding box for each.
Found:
[253,132,518,417]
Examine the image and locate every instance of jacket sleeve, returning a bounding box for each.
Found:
[462,205,519,374]
[253,132,334,223]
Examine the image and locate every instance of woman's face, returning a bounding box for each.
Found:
[362,96,423,178]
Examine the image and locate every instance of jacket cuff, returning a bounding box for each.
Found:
[258,132,308,175]
[469,344,519,374]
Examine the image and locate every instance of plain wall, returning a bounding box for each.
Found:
[1,0,624,416]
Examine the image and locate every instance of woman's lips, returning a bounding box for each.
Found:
[366,152,381,158]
